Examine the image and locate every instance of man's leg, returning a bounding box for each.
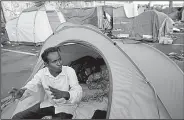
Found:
[53,112,73,119]
[12,103,55,119]
[91,110,107,119]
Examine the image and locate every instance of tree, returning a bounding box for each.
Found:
[1,2,6,24]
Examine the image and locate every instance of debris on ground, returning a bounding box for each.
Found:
[173,27,181,32]
[167,52,184,61]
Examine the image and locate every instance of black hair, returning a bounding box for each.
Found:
[41,47,60,63]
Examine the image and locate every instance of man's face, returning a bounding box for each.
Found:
[46,51,63,73]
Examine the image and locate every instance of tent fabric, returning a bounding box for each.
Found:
[46,11,62,31]
[113,6,127,18]
[96,6,113,30]
[112,6,133,36]
[182,8,184,21]
[160,7,180,20]
[54,22,101,34]
[22,5,41,13]
[34,11,53,43]
[129,10,159,41]
[97,6,103,29]
[103,6,113,17]
[5,18,18,42]
[5,5,66,43]
[60,7,98,27]
[17,12,35,43]
[116,41,184,119]
[2,23,183,119]
[23,24,164,119]
[129,10,174,42]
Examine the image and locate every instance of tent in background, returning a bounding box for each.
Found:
[1,23,183,119]
[5,18,18,43]
[129,10,174,42]
[5,5,66,44]
[60,6,114,31]
[112,6,132,36]
[97,6,113,30]
[60,7,98,28]
[111,4,137,37]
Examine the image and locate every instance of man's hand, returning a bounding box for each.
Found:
[48,86,70,100]
[8,87,27,101]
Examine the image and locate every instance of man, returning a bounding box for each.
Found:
[10,47,83,119]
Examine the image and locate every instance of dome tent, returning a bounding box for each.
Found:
[5,5,66,44]
[129,10,174,42]
[2,23,183,119]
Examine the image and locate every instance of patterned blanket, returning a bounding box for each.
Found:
[81,65,109,102]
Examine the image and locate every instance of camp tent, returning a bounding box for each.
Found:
[112,5,135,36]
[112,3,138,37]
[97,6,113,30]
[129,10,174,42]
[5,5,66,44]
[60,6,114,31]
[60,7,98,28]
[1,23,183,119]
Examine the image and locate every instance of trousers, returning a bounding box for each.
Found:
[12,103,73,119]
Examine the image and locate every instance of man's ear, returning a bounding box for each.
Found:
[44,62,48,67]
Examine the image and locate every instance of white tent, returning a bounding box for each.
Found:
[5,5,66,44]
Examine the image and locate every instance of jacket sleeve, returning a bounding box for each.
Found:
[23,70,42,92]
[67,67,83,104]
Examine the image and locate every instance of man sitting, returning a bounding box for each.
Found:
[9,47,83,119]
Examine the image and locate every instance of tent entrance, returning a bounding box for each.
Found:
[57,42,110,119]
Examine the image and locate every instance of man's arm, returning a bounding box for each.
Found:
[23,70,42,92]
[49,86,70,100]
[9,70,42,100]
[9,87,27,101]
[67,67,83,104]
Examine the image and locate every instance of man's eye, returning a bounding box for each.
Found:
[52,60,57,63]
